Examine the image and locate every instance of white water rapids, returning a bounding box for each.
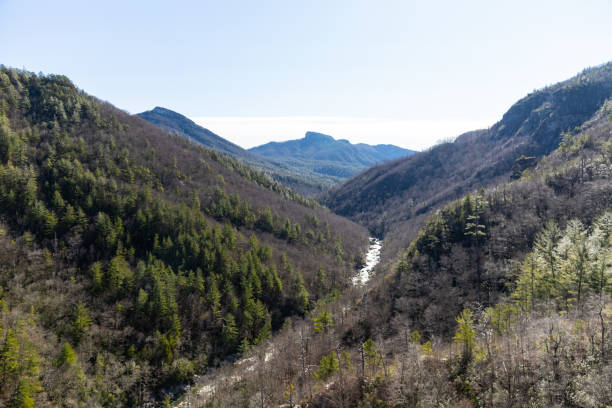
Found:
[352,237,382,285]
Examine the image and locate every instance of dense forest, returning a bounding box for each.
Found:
[0,66,369,406]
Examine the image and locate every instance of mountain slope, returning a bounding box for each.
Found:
[325,62,612,239]
[249,131,416,180]
[0,66,368,406]
[369,97,612,337]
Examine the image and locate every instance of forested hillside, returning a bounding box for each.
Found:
[0,66,368,406]
[186,80,612,408]
[325,63,612,241]
[365,98,612,337]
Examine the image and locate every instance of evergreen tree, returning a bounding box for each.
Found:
[453,309,476,362]
[0,328,19,382]
[71,302,92,344]
[314,351,338,381]
[8,379,35,408]
[534,220,561,292]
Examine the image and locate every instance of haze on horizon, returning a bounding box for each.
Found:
[1,0,612,150]
[190,116,493,151]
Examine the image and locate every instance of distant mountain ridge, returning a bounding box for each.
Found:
[249,131,416,179]
[138,108,415,193]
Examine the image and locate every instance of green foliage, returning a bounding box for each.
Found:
[513,213,612,308]
[513,253,545,309]
[421,340,433,355]
[56,343,77,368]
[485,303,519,335]
[314,351,339,381]
[313,309,333,333]
[316,266,326,291]
[453,309,476,361]
[0,323,40,400]
[340,349,352,370]
[106,255,132,292]
[169,358,195,384]
[0,66,368,406]
[70,302,92,344]
[404,191,490,264]
[8,379,35,408]
[293,271,310,315]
[363,338,380,368]
[91,261,103,292]
[409,330,421,344]
[1,329,19,376]
[222,313,239,351]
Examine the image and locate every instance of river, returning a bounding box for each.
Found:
[352,237,382,285]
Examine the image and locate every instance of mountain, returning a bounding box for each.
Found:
[184,71,612,408]
[0,66,368,406]
[138,109,414,196]
[325,62,612,241]
[249,131,416,180]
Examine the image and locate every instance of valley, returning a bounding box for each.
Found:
[165,63,612,407]
[0,62,610,408]
[3,1,612,406]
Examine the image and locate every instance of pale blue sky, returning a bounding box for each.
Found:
[1,0,612,149]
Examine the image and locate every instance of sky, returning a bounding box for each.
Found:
[1,0,612,150]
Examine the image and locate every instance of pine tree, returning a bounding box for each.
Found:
[71,302,92,344]
[8,379,34,408]
[313,309,333,333]
[56,343,77,368]
[534,220,561,293]
[562,220,590,306]
[222,313,239,352]
[453,309,476,362]
[513,253,544,309]
[0,328,19,382]
[314,351,338,380]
